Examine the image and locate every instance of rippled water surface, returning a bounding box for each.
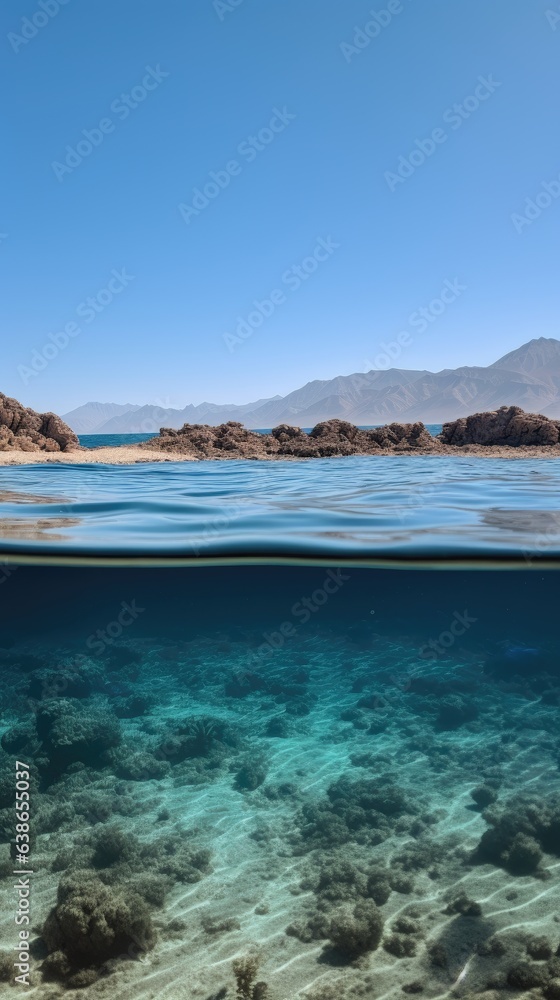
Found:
[0,456,559,558]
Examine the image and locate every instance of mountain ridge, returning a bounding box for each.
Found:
[62,338,560,433]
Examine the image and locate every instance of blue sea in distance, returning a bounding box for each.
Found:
[79,432,155,448]
[1,438,560,998]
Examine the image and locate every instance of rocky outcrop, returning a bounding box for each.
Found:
[139,408,560,459]
[141,419,443,459]
[368,421,434,450]
[0,393,79,452]
[3,403,559,461]
[439,405,560,447]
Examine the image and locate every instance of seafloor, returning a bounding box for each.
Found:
[0,566,559,1000]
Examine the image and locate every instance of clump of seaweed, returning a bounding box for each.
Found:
[184,717,218,756]
[232,956,269,999]
[526,936,553,960]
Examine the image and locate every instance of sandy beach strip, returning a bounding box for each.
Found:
[1,444,560,464]
[0,447,198,465]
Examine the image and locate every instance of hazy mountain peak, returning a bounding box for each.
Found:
[61,401,141,434]
[491,337,560,373]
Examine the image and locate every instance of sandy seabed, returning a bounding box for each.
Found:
[0,622,559,1000]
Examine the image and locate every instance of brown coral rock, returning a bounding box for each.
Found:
[141,418,443,459]
[439,405,560,446]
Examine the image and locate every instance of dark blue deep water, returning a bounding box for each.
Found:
[0,457,559,997]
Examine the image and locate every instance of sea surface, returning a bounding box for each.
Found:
[0,456,559,999]
[0,454,559,558]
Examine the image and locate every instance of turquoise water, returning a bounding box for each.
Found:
[79,433,154,448]
[0,458,559,997]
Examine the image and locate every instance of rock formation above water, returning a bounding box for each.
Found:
[3,397,560,461]
[141,407,560,458]
[0,393,79,452]
[141,418,438,459]
[440,405,560,447]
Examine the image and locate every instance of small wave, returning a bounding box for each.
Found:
[0,456,559,560]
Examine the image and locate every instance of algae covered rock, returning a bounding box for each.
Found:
[472,793,560,874]
[42,869,157,972]
[35,699,121,774]
[327,899,384,958]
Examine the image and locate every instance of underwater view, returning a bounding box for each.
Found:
[1,459,560,999]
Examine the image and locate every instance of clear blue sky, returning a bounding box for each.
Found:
[3,0,559,413]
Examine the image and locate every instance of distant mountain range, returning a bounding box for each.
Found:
[63,338,560,433]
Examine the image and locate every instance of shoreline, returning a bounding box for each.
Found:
[1,443,560,465]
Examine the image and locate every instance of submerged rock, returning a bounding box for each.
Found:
[0,392,79,452]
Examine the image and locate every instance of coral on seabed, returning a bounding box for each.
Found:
[235,757,268,791]
[471,784,499,809]
[42,870,157,977]
[293,774,416,851]
[472,793,560,874]
[35,699,121,774]
[383,933,417,957]
[327,899,384,959]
